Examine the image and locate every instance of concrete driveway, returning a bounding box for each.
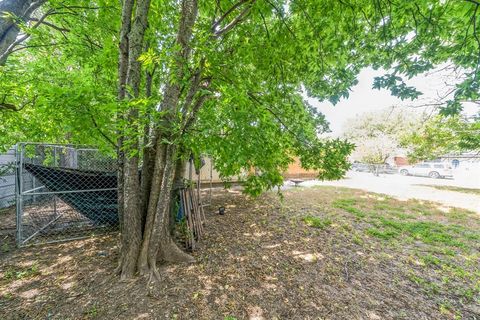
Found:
[288,171,480,214]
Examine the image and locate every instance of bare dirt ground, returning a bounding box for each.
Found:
[0,187,479,320]
[297,171,480,213]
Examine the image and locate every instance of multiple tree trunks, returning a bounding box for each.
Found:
[116,0,252,279]
[179,185,205,251]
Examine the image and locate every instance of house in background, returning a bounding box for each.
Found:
[283,158,318,179]
[187,156,319,184]
[438,152,480,169]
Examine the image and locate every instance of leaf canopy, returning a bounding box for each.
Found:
[1,0,479,191]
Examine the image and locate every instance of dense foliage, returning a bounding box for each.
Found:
[403,115,480,161]
[0,0,119,150]
[1,0,479,187]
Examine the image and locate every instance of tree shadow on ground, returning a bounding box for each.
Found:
[1,187,479,319]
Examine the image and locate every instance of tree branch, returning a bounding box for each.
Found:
[264,0,296,39]
[181,63,204,121]
[0,95,37,112]
[89,113,117,148]
[28,17,70,33]
[182,79,213,133]
[212,0,249,32]
[214,0,255,37]
[247,92,313,148]
[0,8,55,63]
[0,102,19,111]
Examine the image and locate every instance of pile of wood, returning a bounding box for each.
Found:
[179,186,206,250]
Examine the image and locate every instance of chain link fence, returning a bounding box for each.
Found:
[16,143,118,246]
[0,148,16,210]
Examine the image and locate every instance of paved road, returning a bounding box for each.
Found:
[288,171,480,214]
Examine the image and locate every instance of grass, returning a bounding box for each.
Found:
[419,254,442,267]
[303,187,480,311]
[85,303,100,319]
[1,186,479,319]
[3,263,40,282]
[0,207,11,215]
[332,195,472,247]
[375,218,466,247]
[366,228,399,240]
[332,198,367,218]
[302,215,332,229]
[1,242,10,253]
[416,184,480,195]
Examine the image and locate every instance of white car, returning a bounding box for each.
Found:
[399,163,453,179]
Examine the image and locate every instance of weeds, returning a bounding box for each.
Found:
[1,241,9,253]
[333,198,367,218]
[3,263,40,281]
[318,189,480,316]
[85,303,99,319]
[302,215,332,229]
[366,228,399,240]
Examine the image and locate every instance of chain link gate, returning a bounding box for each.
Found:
[16,143,118,246]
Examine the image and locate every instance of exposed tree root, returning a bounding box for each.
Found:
[147,266,162,286]
[162,240,195,263]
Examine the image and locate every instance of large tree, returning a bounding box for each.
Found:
[343,106,422,164]
[1,0,480,280]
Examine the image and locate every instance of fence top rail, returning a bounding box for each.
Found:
[16,142,98,151]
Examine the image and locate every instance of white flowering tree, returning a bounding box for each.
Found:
[344,107,422,174]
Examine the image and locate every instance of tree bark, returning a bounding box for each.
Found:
[117,0,152,279]
[117,0,134,101]
[170,157,187,232]
[0,0,45,65]
[116,0,134,234]
[136,0,199,279]
[137,140,165,274]
[140,67,156,230]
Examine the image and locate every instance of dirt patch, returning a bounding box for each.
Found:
[1,198,115,249]
[0,187,479,319]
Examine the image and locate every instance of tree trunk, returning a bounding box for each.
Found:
[137,141,166,275]
[116,0,134,233]
[169,158,187,233]
[140,68,156,230]
[0,0,45,65]
[137,0,199,279]
[117,0,202,280]
[117,0,152,279]
[119,154,142,279]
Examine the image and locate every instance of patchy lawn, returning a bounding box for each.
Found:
[0,186,479,319]
[415,184,480,196]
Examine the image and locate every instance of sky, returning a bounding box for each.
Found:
[306,66,478,136]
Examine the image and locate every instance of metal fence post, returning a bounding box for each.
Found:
[15,143,23,247]
[53,146,57,217]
